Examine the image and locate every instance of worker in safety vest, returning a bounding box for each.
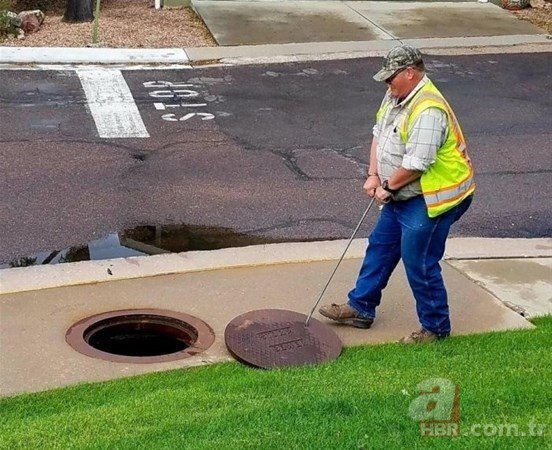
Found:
[319,45,475,343]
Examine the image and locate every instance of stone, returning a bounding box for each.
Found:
[17,9,45,35]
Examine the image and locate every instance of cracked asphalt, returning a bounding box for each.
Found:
[0,53,551,264]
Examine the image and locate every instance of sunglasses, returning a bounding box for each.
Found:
[385,67,407,84]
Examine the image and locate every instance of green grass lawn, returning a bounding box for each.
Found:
[1,317,551,449]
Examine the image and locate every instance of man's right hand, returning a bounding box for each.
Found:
[363,175,381,198]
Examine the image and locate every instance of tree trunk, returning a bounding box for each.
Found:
[64,0,94,23]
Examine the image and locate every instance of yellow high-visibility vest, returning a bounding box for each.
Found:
[377,80,475,217]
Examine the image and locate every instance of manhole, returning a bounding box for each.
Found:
[66,309,215,364]
[225,309,342,369]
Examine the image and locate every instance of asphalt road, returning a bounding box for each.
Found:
[0,53,551,264]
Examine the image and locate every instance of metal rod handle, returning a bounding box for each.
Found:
[305,198,376,326]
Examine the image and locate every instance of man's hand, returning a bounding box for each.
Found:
[363,175,381,198]
[375,186,392,204]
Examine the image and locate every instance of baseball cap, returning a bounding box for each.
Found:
[373,45,423,82]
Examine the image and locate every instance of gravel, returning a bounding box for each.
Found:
[1,0,216,48]
[512,4,552,33]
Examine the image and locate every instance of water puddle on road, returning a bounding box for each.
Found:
[1,224,316,269]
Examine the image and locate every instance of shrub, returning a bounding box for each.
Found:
[0,0,20,38]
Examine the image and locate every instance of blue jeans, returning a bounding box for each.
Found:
[348,195,473,336]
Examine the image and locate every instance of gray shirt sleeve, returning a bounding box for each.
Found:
[402,107,448,172]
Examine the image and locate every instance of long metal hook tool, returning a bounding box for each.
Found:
[305,198,377,326]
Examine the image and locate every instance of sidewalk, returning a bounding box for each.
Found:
[1,238,550,396]
[0,1,550,65]
[192,0,546,45]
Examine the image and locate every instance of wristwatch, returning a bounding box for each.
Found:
[382,180,399,195]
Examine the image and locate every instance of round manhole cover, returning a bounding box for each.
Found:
[66,309,215,364]
[224,309,342,369]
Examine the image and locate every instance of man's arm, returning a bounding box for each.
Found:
[375,107,448,202]
[368,137,378,175]
[385,167,422,191]
[375,167,421,203]
[363,137,381,197]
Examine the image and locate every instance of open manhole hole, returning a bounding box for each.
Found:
[66,309,215,364]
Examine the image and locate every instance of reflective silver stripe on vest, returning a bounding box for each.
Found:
[424,174,475,206]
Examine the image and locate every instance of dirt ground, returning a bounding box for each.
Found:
[1,0,551,48]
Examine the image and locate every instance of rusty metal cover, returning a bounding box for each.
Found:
[224,309,342,369]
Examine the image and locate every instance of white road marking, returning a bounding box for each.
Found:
[77,68,149,138]
[161,112,215,121]
[148,89,199,98]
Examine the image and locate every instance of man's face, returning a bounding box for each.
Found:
[385,67,416,100]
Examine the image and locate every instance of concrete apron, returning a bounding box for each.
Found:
[192,1,545,46]
[448,258,552,318]
[0,257,532,397]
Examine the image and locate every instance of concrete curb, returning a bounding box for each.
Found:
[0,47,189,64]
[1,34,550,66]
[1,238,550,295]
[444,237,552,260]
[186,35,552,64]
[0,239,365,295]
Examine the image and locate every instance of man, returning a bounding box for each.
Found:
[319,45,475,343]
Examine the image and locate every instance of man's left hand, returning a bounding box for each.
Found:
[375,186,392,204]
